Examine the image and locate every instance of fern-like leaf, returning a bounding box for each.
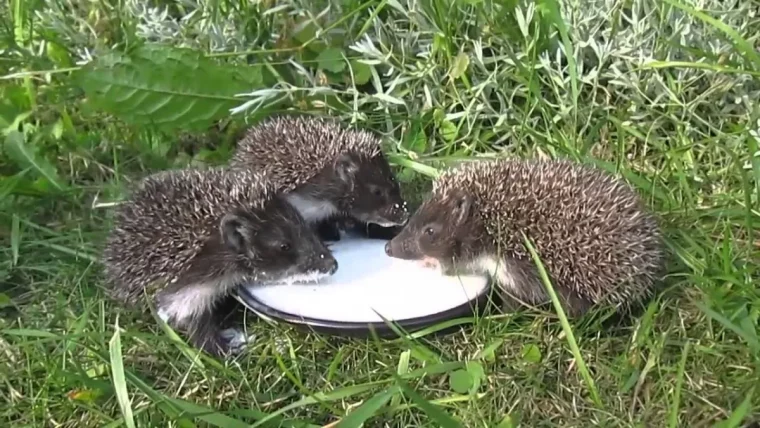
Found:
[74,44,264,131]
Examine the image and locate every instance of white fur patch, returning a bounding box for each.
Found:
[157,307,171,323]
[157,276,239,326]
[470,255,517,291]
[285,194,338,223]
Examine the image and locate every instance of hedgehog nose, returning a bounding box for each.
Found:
[384,241,393,256]
[321,254,338,275]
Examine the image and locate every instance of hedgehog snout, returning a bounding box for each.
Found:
[316,252,338,275]
[384,236,420,260]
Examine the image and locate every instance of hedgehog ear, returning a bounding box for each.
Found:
[336,153,360,183]
[220,212,249,254]
[453,194,473,226]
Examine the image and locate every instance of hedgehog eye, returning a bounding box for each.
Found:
[372,187,383,197]
[280,243,292,252]
[424,227,435,236]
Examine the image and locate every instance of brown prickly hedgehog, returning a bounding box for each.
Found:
[102,167,338,356]
[229,115,410,239]
[384,158,666,316]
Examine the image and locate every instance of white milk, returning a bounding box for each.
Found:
[242,236,489,323]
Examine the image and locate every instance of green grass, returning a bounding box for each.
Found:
[2,0,759,426]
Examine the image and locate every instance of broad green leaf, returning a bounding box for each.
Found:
[350,60,372,85]
[74,44,264,132]
[396,167,418,183]
[432,33,450,57]
[449,51,470,79]
[439,119,458,143]
[465,361,485,393]
[2,84,33,111]
[46,41,73,67]
[128,43,206,67]
[0,293,11,308]
[521,344,542,363]
[449,369,473,394]
[336,386,399,428]
[293,18,319,46]
[402,121,427,154]
[0,97,32,134]
[317,47,347,73]
[67,388,104,404]
[474,338,504,362]
[496,413,519,428]
[4,130,66,191]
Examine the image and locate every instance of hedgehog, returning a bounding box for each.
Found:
[101,167,338,356]
[229,115,410,241]
[384,158,666,316]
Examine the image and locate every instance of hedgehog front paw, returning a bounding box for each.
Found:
[218,328,255,354]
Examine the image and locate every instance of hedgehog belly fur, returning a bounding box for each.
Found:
[469,255,518,291]
[156,274,241,328]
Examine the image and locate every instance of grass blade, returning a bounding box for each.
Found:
[10,214,20,266]
[250,383,383,428]
[695,302,760,353]
[522,233,602,407]
[163,397,250,428]
[661,0,760,70]
[394,375,463,428]
[668,340,690,428]
[746,134,760,206]
[638,60,760,78]
[4,130,66,191]
[713,387,755,428]
[336,386,399,428]
[108,317,135,428]
[540,0,579,119]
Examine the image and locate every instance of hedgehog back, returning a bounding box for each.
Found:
[229,115,382,192]
[434,159,665,305]
[102,168,273,302]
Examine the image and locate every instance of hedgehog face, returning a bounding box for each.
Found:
[336,153,409,227]
[219,199,338,284]
[385,189,480,269]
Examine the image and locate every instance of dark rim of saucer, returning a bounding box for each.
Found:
[233,281,495,339]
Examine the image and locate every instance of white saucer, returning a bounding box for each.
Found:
[235,235,491,336]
